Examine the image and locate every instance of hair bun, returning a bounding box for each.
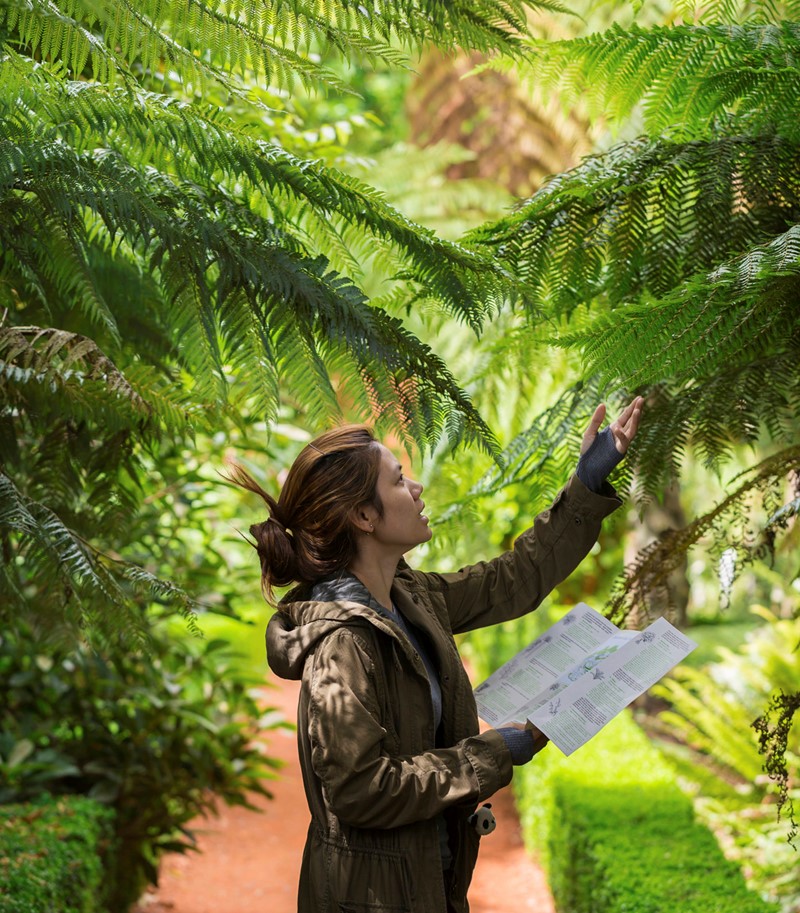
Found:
[267,515,288,534]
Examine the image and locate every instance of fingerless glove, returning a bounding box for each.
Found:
[576,426,623,493]
[497,727,536,765]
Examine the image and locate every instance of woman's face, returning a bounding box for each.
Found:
[369,445,432,553]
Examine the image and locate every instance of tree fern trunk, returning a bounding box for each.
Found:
[625,481,690,629]
[406,47,591,197]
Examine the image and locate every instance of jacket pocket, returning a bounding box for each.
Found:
[325,839,414,912]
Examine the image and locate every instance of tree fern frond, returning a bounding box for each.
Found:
[235,239,502,454]
[217,290,281,430]
[0,197,120,342]
[0,323,198,438]
[673,0,799,27]
[1,123,503,446]
[471,134,800,314]
[513,22,800,136]
[3,0,120,83]
[625,338,800,495]
[0,470,123,611]
[2,0,348,98]
[569,225,800,389]
[607,445,800,624]
[434,377,613,528]
[0,324,152,426]
[0,469,204,635]
[2,0,547,104]
[0,68,520,331]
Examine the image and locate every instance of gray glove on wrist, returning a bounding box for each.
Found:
[576,426,623,493]
[497,727,537,765]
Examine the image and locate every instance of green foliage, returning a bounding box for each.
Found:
[513,712,779,913]
[605,447,800,624]
[0,621,283,910]
[517,21,800,137]
[753,690,800,843]
[0,795,114,913]
[469,0,800,628]
[0,0,574,637]
[653,606,800,907]
[2,0,544,96]
[447,28,800,845]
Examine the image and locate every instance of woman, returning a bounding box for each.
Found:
[230,398,642,913]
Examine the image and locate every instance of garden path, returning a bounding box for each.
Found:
[133,677,555,913]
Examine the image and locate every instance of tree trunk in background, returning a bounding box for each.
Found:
[406,48,591,198]
[625,481,690,629]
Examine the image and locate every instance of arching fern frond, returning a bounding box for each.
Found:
[513,22,800,138]
[470,134,800,315]
[0,61,520,332]
[0,109,507,452]
[433,376,619,530]
[623,339,800,494]
[607,444,800,625]
[0,471,202,640]
[672,0,800,25]
[1,0,547,101]
[0,325,153,431]
[569,225,800,388]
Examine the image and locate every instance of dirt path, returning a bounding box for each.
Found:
[134,679,555,913]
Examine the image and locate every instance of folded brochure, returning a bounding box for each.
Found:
[474,602,697,756]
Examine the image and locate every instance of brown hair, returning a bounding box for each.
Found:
[224,424,383,602]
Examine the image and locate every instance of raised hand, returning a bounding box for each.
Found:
[577,397,644,492]
[580,396,644,456]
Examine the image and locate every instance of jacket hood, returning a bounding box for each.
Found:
[267,574,398,681]
[266,600,366,681]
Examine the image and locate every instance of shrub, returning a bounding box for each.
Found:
[514,712,778,913]
[0,622,283,911]
[0,795,113,913]
[653,606,800,912]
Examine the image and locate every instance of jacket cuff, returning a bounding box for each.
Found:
[462,728,513,800]
[562,472,622,519]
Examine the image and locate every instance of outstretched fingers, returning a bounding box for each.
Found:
[609,396,644,453]
[580,403,607,455]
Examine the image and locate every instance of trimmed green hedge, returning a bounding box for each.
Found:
[0,795,114,913]
[515,711,778,913]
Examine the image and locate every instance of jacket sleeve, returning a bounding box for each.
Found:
[307,626,512,830]
[420,474,621,635]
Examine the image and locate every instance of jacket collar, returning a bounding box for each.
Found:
[308,570,387,615]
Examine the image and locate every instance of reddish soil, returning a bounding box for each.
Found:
[133,678,555,913]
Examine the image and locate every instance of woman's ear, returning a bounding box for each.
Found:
[350,504,377,534]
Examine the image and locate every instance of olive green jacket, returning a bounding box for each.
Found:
[266,475,620,913]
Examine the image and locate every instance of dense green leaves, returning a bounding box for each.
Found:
[471,134,800,315]
[0,0,564,633]
[0,621,283,909]
[472,0,800,613]
[518,21,800,138]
